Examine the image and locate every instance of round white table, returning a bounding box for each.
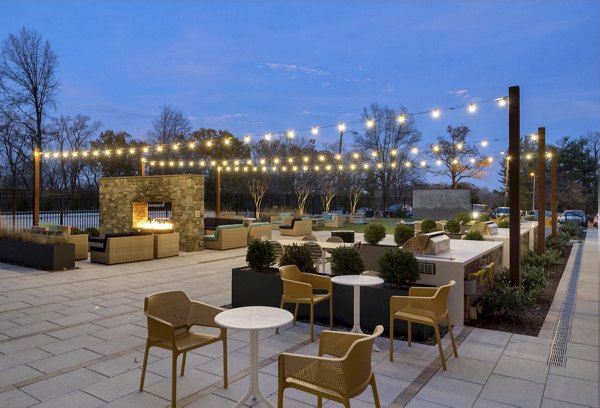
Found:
[331,275,384,350]
[215,306,293,408]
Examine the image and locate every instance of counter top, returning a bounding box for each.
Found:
[414,239,502,264]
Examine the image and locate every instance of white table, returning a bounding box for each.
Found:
[215,306,293,408]
[331,275,383,348]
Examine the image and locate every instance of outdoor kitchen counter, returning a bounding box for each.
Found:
[413,239,503,326]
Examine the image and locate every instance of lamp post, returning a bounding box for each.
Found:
[530,172,535,211]
[337,124,359,155]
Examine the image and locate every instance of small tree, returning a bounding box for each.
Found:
[364,223,387,244]
[319,173,337,212]
[294,172,315,216]
[394,224,414,246]
[427,125,490,188]
[248,174,269,219]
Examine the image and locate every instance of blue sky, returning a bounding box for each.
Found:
[2,1,599,188]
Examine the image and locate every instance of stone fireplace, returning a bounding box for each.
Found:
[99,175,204,251]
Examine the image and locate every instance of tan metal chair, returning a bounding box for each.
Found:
[326,236,344,243]
[302,234,318,241]
[305,241,329,273]
[139,291,228,407]
[278,325,384,408]
[270,240,285,263]
[277,265,333,342]
[389,281,458,370]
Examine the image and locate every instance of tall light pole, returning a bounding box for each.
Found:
[337,123,359,155]
[530,172,536,211]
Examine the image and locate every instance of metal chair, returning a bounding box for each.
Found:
[270,240,285,263]
[276,265,333,341]
[326,236,344,243]
[304,241,328,273]
[139,291,228,407]
[389,281,458,370]
[302,234,318,241]
[278,325,383,408]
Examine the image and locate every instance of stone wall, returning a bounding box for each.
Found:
[413,189,471,220]
[99,175,204,251]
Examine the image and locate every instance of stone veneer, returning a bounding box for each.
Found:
[99,175,204,251]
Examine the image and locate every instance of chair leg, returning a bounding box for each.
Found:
[433,324,446,370]
[180,352,186,376]
[310,303,314,342]
[139,340,150,391]
[172,351,178,408]
[223,337,228,388]
[447,315,458,358]
[370,375,381,408]
[293,303,299,325]
[389,316,394,362]
[329,297,333,329]
[343,397,351,408]
[317,396,323,408]
[276,298,285,334]
[408,321,412,347]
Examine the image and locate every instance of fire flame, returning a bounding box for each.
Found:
[137,218,174,230]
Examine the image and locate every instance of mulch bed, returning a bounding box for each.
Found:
[466,242,574,336]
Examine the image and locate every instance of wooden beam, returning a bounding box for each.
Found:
[537,127,546,254]
[33,148,41,226]
[140,158,146,176]
[508,86,521,286]
[551,147,558,237]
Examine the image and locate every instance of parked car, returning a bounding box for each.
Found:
[526,210,553,221]
[559,210,587,227]
[356,207,374,218]
[376,204,411,218]
[491,207,510,219]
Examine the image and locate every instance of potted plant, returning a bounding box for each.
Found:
[378,248,420,288]
[0,228,75,270]
[420,219,438,234]
[360,223,395,271]
[245,239,276,272]
[330,246,364,276]
[464,230,485,241]
[363,223,386,245]
[444,219,462,239]
[279,243,316,273]
[394,224,414,246]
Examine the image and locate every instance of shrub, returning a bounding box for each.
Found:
[420,219,438,233]
[464,230,484,241]
[480,270,530,321]
[559,221,580,238]
[364,223,387,244]
[246,239,276,272]
[378,248,420,287]
[522,249,560,269]
[394,224,414,246]
[477,213,490,222]
[455,213,471,224]
[444,219,461,234]
[84,227,100,237]
[546,232,570,251]
[521,264,548,299]
[279,243,316,273]
[331,246,364,276]
[497,218,510,228]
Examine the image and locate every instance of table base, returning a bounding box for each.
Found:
[234,330,272,408]
[351,286,381,352]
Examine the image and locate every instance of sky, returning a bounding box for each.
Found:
[1,0,599,189]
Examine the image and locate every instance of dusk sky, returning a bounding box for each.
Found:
[2,1,599,188]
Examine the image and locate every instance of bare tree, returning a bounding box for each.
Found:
[0,28,59,150]
[354,104,422,209]
[149,104,191,145]
[427,124,489,189]
[294,172,315,216]
[319,172,337,212]
[248,174,269,219]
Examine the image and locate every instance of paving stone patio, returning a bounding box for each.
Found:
[0,229,597,407]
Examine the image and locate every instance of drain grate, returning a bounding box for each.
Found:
[547,244,582,367]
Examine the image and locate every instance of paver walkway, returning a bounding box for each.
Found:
[0,230,597,407]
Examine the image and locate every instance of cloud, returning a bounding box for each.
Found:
[300,110,360,118]
[264,63,330,76]
[448,89,470,99]
[203,113,248,122]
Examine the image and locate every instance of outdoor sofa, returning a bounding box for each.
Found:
[89,231,154,264]
[204,224,248,250]
[323,213,344,228]
[279,218,312,236]
[270,212,293,230]
[247,222,272,244]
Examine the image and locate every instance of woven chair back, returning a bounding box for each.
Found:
[144,291,191,336]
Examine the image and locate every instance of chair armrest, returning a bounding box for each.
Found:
[408,286,439,297]
[147,314,176,344]
[189,301,224,328]
[301,273,332,292]
[390,295,436,314]
[319,330,367,357]
[279,353,346,394]
[282,279,313,299]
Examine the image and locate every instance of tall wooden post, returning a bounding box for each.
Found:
[216,167,221,216]
[537,127,546,254]
[508,86,521,286]
[140,158,146,176]
[33,148,41,226]
[551,147,558,237]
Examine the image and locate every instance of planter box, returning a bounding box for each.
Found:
[446,234,463,240]
[231,266,433,340]
[0,238,75,271]
[358,243,397,271]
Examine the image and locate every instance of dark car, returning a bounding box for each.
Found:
[559,210,587,227]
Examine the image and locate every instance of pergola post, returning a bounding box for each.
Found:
[551,147,558,237]
[537,127,546,254]
[33,148,41,226]
[140,157,146,176]
[508,86,521,286]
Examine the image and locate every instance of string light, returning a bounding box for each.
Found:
[365,119,375,128]
[420,160,427,167]
[264,133,272,141]
[456,143,463,150]
[468,103,477,113]
[397,115,406,124]
[286,130,295,139]
[433,145,440,152]
[496,97,507,107]
[311,126,319,135]
[411,147,418,154]
[244,135,251,144]
[431,109,441,119]
[481,140,488,147]
[338,123,346,132]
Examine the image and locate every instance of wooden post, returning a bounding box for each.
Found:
[33,148,41,226]
[140,158,146,176]
[551,147,558,237]
[508,86,521,286]
[216,167,221,216]
[537,127,546,254]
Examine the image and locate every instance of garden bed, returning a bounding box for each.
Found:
[466,243,572,336]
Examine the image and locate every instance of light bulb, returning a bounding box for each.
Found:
[338,123,346,132]
[397,115,406,124]
[431,109,441,118]
[468,103,477,113]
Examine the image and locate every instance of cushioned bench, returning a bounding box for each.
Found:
[279,218,312,237]
[270,213,293,230]
[324,213,344,228]
[204,224,248,250]
[247,222,272,244]
[89,232,154,264]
